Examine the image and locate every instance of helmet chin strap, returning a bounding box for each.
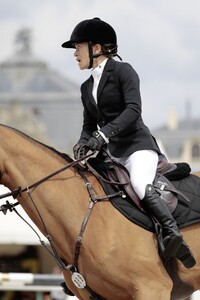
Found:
[88,42,94,69]
[87,41,106,69]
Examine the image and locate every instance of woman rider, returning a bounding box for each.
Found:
[62,17,195,268]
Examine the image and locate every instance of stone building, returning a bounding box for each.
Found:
[0,28,82,155]
[153,107,200,172]
[0,29,83,296]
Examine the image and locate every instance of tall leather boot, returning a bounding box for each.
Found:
[142,184,196,268]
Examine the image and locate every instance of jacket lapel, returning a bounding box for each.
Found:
[87,76,97,107]
[97,58,115,101]
[84,59,116,121]
[85,77,99,121]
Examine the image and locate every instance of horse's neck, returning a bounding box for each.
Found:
[0,126,88,250]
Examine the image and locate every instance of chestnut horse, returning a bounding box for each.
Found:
[0,124,199,300]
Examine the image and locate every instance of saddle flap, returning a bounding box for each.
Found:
[86,158,142,210]
[154,174,178,213]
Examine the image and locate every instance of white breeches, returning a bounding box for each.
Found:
[117,150,159,199]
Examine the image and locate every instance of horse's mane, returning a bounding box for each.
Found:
[0,124,74,163]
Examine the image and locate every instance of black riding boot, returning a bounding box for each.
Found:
[142,184,196,268]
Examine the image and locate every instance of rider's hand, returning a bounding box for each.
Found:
[73,143,88,160]
[87,131,106,151]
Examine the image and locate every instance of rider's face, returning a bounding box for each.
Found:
[74,42,90,70]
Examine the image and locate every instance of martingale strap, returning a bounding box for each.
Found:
[73,169,124,271]
[69,169,122,300]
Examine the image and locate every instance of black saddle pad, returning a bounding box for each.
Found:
[101,174,200,232]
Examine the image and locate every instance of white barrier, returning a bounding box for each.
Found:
[0,272,63,285]
[192,291,200,300]
[0,273,66,300]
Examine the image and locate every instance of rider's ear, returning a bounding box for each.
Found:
[92,44,102,55]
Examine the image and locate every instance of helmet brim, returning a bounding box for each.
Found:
[61,40,75,48]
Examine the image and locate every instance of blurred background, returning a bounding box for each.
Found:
[0,0,199,299]
[0,0,199,167]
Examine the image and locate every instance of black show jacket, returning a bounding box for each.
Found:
[78,58,160,158]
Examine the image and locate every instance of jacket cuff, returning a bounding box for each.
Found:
[98,131,109,144]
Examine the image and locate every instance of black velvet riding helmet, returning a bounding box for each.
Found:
[62,17,117,48]
[62,17,121,68]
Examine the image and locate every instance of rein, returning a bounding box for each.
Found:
[0,151,95,201]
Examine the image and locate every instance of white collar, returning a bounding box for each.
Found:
[91,58,108,79]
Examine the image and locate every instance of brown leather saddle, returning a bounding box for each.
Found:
[86,155,191,213]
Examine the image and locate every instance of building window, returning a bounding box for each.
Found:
[192,144,200,158]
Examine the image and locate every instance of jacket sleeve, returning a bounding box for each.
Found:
[100,62,142,139]
[78,85,98,144]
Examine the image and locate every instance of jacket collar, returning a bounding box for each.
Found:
[86,58,116,105]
